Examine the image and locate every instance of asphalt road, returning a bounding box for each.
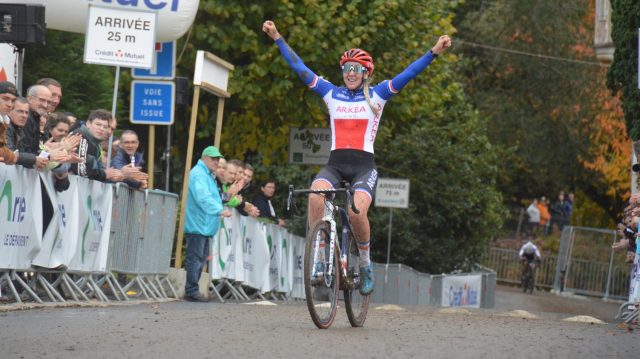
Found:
[1,286,638,359]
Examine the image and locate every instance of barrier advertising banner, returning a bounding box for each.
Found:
[210,209,234,279]
[68,177,113,272]
[291,235,305,299]
[224,213,245,282]
[265,224,281,292]
[32,173,65,269]
[441,274,482,308]
[629,247,640,302]
[242,219,269,290]
[0,165,43,270]
[279,230,294,294]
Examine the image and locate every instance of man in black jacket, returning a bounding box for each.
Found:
[18,84,51,156]
[70,109,123,182]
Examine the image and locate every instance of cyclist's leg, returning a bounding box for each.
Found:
[350,168,377,295]
[308,166,340,229]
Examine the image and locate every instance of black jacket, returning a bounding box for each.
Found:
[252,192,277,222]
[6,122,36,167]
[70,124,106,181]
[17,110,42,156]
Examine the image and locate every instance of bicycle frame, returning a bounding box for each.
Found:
[288,185,359,285]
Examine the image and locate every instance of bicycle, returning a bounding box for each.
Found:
[521,260,536,294]
[287,183,370,329]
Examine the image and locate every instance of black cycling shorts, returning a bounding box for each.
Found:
[314,149,378,198]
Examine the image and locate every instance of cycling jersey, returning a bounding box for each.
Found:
[275,38,437,154]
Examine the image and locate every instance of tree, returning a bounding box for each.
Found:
[455,0,629,222]
[607,0,640,140]
[180,0,503,272]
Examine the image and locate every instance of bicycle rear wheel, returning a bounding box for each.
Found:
[304,221,339,329]
[344,231,369,327]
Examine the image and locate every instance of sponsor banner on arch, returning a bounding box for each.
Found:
[0,165,43,270]
[16,0,198,42]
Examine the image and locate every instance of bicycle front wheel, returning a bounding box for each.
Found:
[344,232,369,327]
[304,221,339,329]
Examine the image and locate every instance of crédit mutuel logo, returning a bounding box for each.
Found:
[88,0,180,12]
[0,180,27,223]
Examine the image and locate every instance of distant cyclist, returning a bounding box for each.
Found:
[263,20,451,295]
[519,240,542,272]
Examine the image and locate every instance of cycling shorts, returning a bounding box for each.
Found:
[314,149,378,198]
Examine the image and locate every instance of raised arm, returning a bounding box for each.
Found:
[263,20,319,87]
[389,35,452,93]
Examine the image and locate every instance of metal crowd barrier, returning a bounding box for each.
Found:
[367,263,496,308]
[107,185,179,300]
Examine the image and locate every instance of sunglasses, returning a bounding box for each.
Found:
[341,63,367,74]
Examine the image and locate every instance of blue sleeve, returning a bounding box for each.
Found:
[388,50,437,94]
[275,38,334,97]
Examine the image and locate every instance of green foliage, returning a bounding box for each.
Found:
[607,0,640,139]
[177,0,503,273]
[455,0,624,221]
[22,30,117,119]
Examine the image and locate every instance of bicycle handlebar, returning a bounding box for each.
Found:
[287,184,360,215]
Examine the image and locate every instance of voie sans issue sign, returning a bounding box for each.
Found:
[130,80,175,125]
[84,5,157,69]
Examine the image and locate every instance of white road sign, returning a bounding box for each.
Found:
[289,127,331,165]
[375,178,410,209]
[84,5,157,69]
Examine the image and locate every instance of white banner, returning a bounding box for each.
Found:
[224,212,244,282]
[0,165,43,270]
[629,247,640,302]
[242,219,269,291]
[291,235,305,299]
[279,230,294,293]
[16,0,198,42]
[68,177,113,272]
[210,208,234,280]
[265,224,281,292]
[32,173,64,268]
[441,274,482,308]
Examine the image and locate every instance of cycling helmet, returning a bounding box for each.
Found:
[523,242,535,254]
[340,48,374,75]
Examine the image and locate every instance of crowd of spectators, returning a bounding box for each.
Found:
[0,79,149,191]
[613,156,640,264]
[525,192,574,238]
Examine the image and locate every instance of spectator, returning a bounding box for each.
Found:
[537,196,550,234]
[70,109,123,182]
[19,84,51,156]
[36,78,62,113]
[110,130,148,190]
[6,97,42,168]
[0,81,18,164]
[183,146,231,302]
[549,191,567,234]
[252,179,286,226]
[526,198,540,238]
[62,112,78,128]
[565,192,575,227]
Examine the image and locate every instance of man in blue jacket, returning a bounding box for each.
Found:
[183,146,230,302]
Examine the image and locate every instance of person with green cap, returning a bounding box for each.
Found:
[183,145,230,302]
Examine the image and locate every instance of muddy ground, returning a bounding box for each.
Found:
[0,286,638,358]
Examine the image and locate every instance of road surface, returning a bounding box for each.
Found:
[0,286,638,358]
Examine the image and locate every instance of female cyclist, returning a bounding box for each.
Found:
[263,20,451,295]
